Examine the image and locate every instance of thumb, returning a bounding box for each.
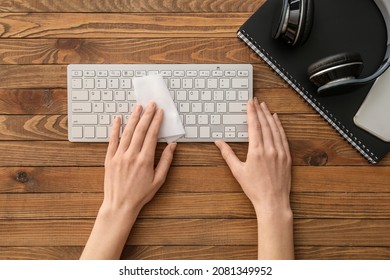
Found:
[153,143,177,188]
[215,140,242,175]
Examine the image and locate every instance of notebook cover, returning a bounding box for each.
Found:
[238,0,390,163]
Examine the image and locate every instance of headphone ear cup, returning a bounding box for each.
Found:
[295,0,314,46]
[308,52,364,87]
[272,0,289,41]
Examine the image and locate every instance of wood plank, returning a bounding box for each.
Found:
[0,38,264,64]
[0,88,308,115]
[0,0,265,13]
[0,13,249,38]
[0,89,66,115]
[2,192,390,219]
[0,64,286,89]
[0,139,375,167]
[1,166,390,194]
[1,245,390,260]
[2,219,390,246]
[0,114,342,141]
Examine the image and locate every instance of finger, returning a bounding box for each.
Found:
[127,101,157,153]
[118,104,142,152]
[247,98,263,149]
[141,108,164,158]
[153,143,177,188]
[273,113,291,158]
[105,116,121,160]
[253,98,274,148]
[215,140,242,176]
[259,101,284,152]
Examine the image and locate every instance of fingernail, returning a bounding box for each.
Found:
[254,97,259,105]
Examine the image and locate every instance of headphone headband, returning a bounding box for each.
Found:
[374,0,390,45]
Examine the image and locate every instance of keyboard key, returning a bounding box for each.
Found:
[211,115,221,125]
[201,90,212,100]
[207,79,218,89]
[223,115,247,125]
[185,127,197,138]
[188,90,199,100]
[96,79,107,89]
[212,70,223,76]
[199,70,210,77]
[102,91,113,101]
[72,102,92,113]
[72,115,98,125]
[228,103,247,112]
[84,127,95,138]
[186,115,196,125]
[238,90,249,100]
[183,79,193,89]
[170,79,181,89]
[96,127,108,138]
[109,70,121,77]
[200,127,210,138]
[195,79,206,89]
[238,132,248,138]
[219,78,230,89]
[212,132,223,138]
[232,78,249,89]
[109,79,119,89]
[198,115,209,125]
[99,115,110,125]
[72,79,82,89]
[238,70,249,77]
[72,71,82,77]
[97,70,108,77]
[114,90,126,101]
[84,78,94,89]
[93,103,104,113]
[174,70,185,77]
[72,90,88,101]
[72,127,83,138]
[120,79,132,89]
[90,90,101,101]
[84,70,95,77]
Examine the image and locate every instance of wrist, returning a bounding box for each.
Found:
[98,201,140,228]
[254,203,293,222]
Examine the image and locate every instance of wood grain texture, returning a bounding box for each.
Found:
[2,192,390,219]
[0,13,249,38]
[1,245,390,260]
[2,219,390,246]
[0,139,380,167]
[1,166,390,194]
[0,0,265,13]
[0,38,264,64]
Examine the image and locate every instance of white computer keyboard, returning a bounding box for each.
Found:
[68,64,253,142]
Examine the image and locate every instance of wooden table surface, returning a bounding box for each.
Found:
[0,0,390,260]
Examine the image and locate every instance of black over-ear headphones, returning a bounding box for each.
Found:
[273,0,390,95]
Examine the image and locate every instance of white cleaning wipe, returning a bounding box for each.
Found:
[133,74,185,143]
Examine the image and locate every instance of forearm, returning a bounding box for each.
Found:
[255,207,294,260]
[80,204,140,260]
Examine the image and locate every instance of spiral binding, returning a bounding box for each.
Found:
[238,30,377,164]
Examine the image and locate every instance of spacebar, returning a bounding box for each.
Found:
[222,115,247,125]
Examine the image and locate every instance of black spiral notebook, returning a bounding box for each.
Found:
[238,0,390,163]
